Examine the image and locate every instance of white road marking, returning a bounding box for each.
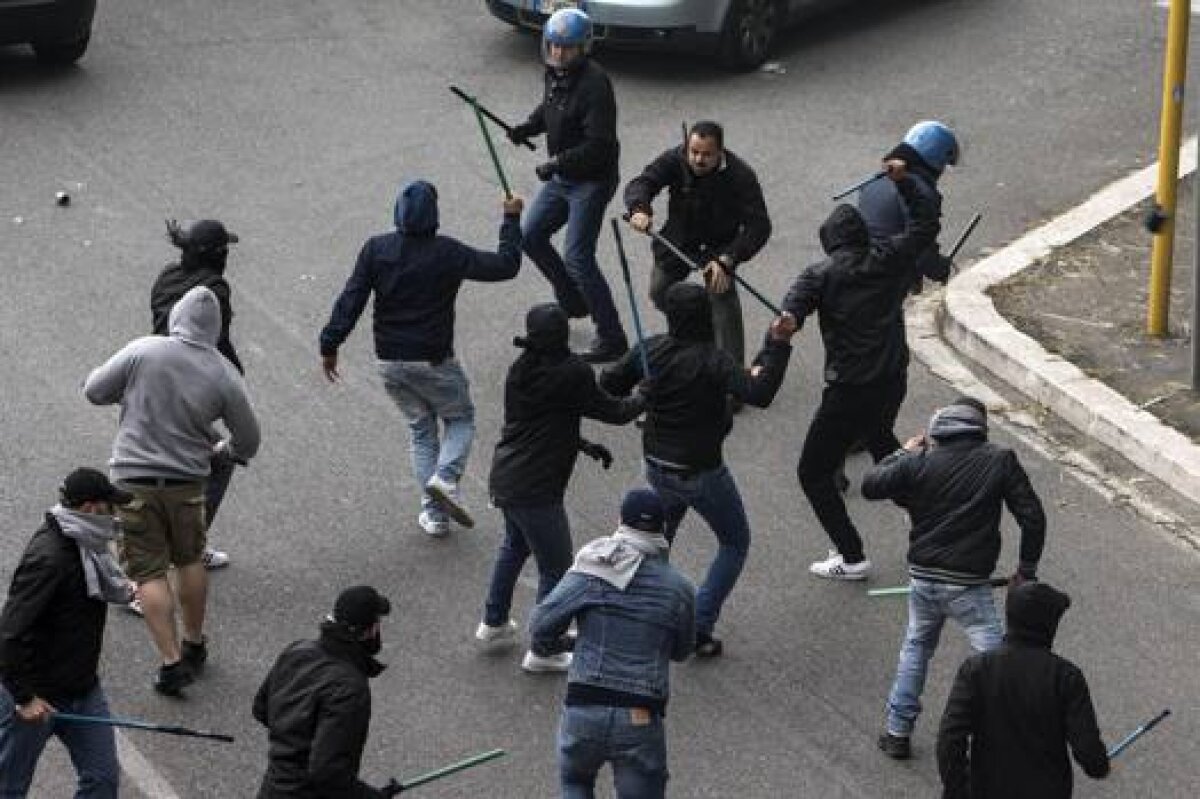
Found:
[116,730,182,799]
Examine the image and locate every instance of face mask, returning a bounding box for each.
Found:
[361,630,382,656]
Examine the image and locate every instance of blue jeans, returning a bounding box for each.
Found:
[484,503,573,627]
[0,684,119,798]
[523,174,626,344]
[558,705,668,799]
[645,462,750,636]
[885,579,1004,736]
[377,359,475,523]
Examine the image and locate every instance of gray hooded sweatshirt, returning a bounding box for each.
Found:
[85,285,260,480]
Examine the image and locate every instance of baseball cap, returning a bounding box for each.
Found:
[60,468,134,507]
[620,488,664,533]
[187,219,239,250]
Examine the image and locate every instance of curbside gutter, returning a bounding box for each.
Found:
[940,138,1200,508]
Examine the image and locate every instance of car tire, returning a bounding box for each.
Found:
[33,32,90,66]
[718,0,782,71]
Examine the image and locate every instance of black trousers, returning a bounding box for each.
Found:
[797,374,907,562]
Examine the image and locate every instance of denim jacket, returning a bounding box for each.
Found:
[530,556,695,703]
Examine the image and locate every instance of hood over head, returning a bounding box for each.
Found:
[665,282,714,342]
[168,285,222,348]
[514,303,570,355]
[928,398,988,442]
[393,180,439,235]
[819,204,869,256]
[1006,582,1072,648]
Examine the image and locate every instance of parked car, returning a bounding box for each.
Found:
[485,0,823,71]
[0,0,96,65]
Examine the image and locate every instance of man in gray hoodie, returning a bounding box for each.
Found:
[85,285,260,695]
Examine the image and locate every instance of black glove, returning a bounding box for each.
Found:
[381,778,404,797]
[579,439,613,469]
[508,122,535,147]
[535,160,560,182]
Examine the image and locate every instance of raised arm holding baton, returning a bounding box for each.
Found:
[449,85,536,151]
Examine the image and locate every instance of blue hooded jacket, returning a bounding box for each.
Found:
[319,181,521,362]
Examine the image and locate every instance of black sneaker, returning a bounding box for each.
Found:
[181,637,208,674]
[695,632,723,658]
[878,733,911,760]
[580,337,629,364]
[154,660,194,697]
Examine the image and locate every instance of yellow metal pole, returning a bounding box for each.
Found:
[1148,0,1191,335]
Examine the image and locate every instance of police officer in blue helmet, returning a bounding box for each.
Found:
[508,7,631,364]
[858,120,960,292]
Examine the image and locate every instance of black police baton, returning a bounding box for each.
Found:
[449,86,536,151]
[622,215,781,316]
[611,218,653,378]
[831,170,886,201]
[947,212,983,262]
[1108,709,1171,758]
[52,712,234,743]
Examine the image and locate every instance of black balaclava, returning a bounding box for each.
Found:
[664,282,714,342]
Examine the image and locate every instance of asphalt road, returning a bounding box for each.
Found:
[2,0,1197,796]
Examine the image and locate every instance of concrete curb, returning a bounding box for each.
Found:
[940,138,1200,507]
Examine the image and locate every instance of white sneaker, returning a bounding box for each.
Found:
[475,619,518,644]
[125,597,145,616]
[201,547,230,570]
[809,550,872,581]
[418,511,450,538]
[425,476,475,529]
[521,650,572,674]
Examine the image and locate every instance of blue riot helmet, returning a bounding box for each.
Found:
[542,7,592,70]
[903,121,960,174]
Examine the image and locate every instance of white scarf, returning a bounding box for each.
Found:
[49,504,133,605]
[570,525,671,590]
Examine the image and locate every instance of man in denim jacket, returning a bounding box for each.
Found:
[530,488,695,799]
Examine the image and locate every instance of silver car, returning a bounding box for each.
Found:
[485,0,824,71]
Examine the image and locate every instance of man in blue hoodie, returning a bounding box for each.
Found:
[319,182,523,536]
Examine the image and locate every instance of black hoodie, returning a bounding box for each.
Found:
[151,250,244,374]
[782,175,939,385]
[937,583,1110,799]
[600,284,792,471]
[489,304,643,507]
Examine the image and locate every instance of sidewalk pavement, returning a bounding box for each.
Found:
[926,138,1200,518]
